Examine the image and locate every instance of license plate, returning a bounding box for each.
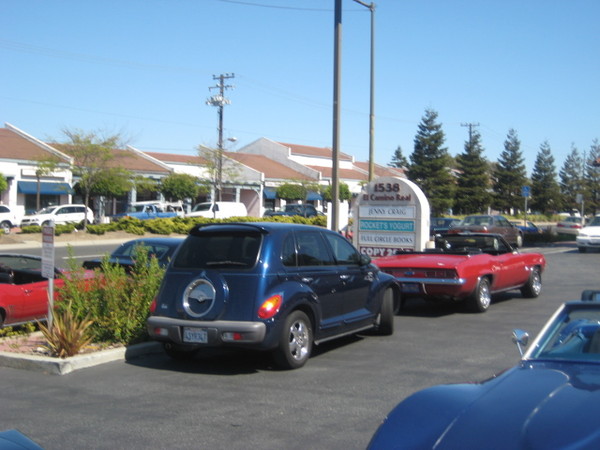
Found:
[183,327,208,343]
[402,283,421,293]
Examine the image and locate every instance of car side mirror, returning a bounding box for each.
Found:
[512,329,529,357]
[359,253,371,266]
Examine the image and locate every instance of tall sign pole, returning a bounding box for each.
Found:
[42,223,55,330]
[331,0,342,232]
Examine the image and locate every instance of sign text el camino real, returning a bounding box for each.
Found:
[353,177,430,256]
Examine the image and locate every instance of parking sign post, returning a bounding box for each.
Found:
[42,223,55,330]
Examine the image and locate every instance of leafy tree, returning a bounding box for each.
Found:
[492,129,528,213]
[197,145,240,201]
[388,145,409,170]
[132,175,159,198]
[584,139,600,214]
[160,173,203,202]
[455,129,491,214]
[321,182,351,202]
[88,167,132,198]
[276,183,307,201]
[34,157,61,211]
[530,141,561,215]
[0,173,7,193]
[408,108,455,216]
[57,129,126,227]
[559,144,584,213]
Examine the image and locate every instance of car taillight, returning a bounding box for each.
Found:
[426,269,458,279]
[149,297,157,313]
[258,294,282,319]
[389,268,457,279]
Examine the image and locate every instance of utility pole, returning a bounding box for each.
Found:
[206,73,235,201]
[461,122,479,147]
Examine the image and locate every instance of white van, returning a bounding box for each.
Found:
[186,202,248,219]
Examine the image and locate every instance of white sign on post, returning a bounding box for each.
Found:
[42,224,55,329]
[352,177,430,256]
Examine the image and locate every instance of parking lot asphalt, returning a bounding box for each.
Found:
[0,242,589,450]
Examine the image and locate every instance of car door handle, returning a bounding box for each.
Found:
[301,277,313,284]
[339,274,351,280]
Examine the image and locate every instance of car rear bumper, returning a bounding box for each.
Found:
[147,316,267,348]
[393,277,467,297]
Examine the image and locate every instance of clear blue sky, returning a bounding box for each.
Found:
[2,0,599,175]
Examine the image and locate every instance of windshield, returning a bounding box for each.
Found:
[461,216,490,226]
[528,304,600,363]
[173,231,261,269]
[34,206,58,215]
[587,217,600,227]
[192,203,212,212]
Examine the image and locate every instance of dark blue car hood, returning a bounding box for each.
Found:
[369,362,600,449]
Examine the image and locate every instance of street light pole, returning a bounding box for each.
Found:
[353,0,376,181]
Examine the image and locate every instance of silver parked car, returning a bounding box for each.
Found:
[576,215,600,252]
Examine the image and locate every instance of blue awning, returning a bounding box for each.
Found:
[17,181,73,195]
[306,191,322,201]
[263,188,277,199]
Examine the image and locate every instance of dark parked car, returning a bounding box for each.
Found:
[449,214,523,247]
[82,237,184,271]
[263,203,324,218]
[368,295,600,449]
[147,222,400,369]
[510,220,543,235]
[429,217,460,236]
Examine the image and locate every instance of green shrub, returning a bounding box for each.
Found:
[55,224,76,235]
[19,225,42,234]
[57,246,165,345]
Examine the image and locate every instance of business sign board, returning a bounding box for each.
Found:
[352,177,430,256]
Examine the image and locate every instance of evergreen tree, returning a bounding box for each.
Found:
[455,129,492,214]
[388,145,409,170]
[492,129,527,214]
[559,144,584,213]
[584,139,600,215]
[530,141,561,215]
[408,109,455,216]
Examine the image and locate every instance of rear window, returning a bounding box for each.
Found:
[173,231,261,269]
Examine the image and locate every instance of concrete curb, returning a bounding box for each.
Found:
[0,341,163,375]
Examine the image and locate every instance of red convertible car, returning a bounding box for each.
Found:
[373,233,546,312]
[0,254,90,328]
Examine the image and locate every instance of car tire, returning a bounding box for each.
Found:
[520,267,542,298]
[468,277,491,313]
[515,233,524,248]
[273,310,313,370]
[375,288,394,336]
[163,343,198,360]
[0,221,10,234]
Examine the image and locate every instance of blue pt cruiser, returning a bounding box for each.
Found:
[147,222,400,369]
